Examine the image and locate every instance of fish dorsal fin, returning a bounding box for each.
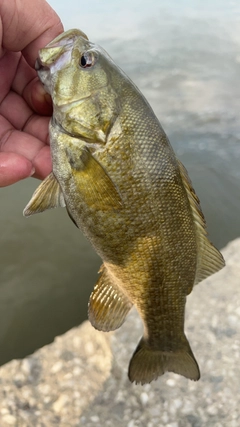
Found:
[88,265,132,332]
[65,147,123,211]
[177,160,225,286]
[23,172,65,217]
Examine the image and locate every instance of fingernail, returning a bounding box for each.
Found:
[30,167,35,176]
[37,83,52,105]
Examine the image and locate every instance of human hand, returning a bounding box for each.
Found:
[0,0,63,187]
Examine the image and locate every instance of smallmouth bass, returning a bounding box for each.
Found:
[24,29,225,384]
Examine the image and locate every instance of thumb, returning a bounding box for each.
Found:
[0,152,34,187]
[0,0,63,67]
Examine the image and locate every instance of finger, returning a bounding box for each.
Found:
[0,116,44,158]
[0,91,32,130]
[0,50,52,116]
[32,144,52,180]
[0,91,51,141]
[0,115,52,178]
[26,79,53,116]
[0,152,34,187]
[0,0,64,67]
[24,114,50,144]
[0,51,20,102]
[10,54,53,115]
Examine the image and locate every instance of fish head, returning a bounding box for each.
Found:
[36,29,121,144]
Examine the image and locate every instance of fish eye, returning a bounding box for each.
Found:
[79,51,95,68]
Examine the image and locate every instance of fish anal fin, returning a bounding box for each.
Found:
[88,266,132,332]
[66,147,123,211]
[128,336,200,385]
[23,172,65,217]
[177,160,225,287]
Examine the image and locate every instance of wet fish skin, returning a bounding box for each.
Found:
[23,29,225,384]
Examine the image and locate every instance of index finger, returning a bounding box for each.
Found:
[0,0,64,67]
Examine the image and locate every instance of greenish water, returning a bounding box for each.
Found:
[0,0,239,365]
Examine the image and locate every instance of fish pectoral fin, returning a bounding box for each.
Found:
[128,336,200,385]
[177,160,225,289]
[23,172,65,217]
[88,265,132,332]
[66,147,123,211]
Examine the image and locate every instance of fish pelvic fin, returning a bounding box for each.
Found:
[88,265,133,332]
[23,172,65,217]
[128,336,200,385]
[177,160,225,288]
[66,147,123,211]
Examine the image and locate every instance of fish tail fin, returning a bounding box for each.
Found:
[128,337,200,385]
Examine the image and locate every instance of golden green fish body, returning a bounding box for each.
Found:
[24,29,225,384]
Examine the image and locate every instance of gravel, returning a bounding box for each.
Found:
[0,238,239,426]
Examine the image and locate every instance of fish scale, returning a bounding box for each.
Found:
[23,29,225,385]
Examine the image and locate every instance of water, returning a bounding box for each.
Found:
[0,0,240,364]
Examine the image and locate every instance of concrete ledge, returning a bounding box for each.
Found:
[0,239,240,426]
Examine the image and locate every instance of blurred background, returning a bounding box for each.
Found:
[0,0,239,365]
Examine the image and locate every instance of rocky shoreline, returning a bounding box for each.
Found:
[0,239,239,426]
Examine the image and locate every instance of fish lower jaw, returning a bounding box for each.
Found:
[51,117,106,150]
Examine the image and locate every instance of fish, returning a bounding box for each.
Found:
[23,29,225,384]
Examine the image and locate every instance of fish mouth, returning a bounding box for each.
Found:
[35,58,52,95]
[35,29,90,77]
[35,58,49,73]
[52,117,74,137]
[35,58,42,71]
[46,29,88,47]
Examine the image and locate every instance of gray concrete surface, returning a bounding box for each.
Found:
[0,238,239,426]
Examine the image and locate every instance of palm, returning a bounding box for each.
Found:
[0,50,52,186]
